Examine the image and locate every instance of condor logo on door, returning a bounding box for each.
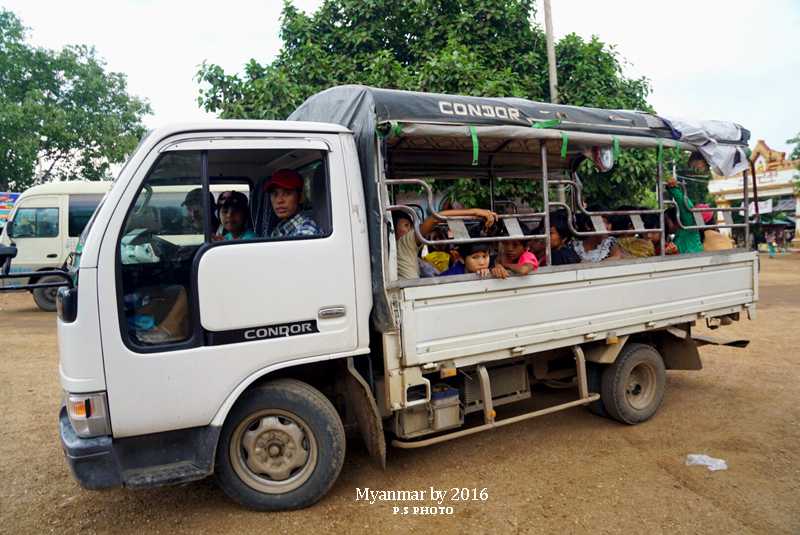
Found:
[207,320,319,346]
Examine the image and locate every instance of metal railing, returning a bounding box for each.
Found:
[382,137,756,277]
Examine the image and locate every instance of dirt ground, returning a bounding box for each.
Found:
[0,254,798,534]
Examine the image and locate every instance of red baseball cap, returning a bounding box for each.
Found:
[264,169,303,193]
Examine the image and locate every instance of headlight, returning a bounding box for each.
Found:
[65,392,112,438]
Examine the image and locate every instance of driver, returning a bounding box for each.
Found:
[181,188,220,234]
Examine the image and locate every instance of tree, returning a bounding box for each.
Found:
[196,0,655,207]
[0,9,152,191]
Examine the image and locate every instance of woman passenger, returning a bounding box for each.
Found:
[569,204,621,262]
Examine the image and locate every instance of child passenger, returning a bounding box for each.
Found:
[212,191,259,241]
[569,204,622,262]
[640,210,678,255]
[422,227,454,273]
[491,222,538,279]
[613,205,655,259]
[531,210,582,266]
[393,207,497,280]
[440,230,492,277]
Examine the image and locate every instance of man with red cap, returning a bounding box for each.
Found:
[263,169,323,237]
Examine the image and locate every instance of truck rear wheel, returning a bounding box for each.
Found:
[215,379,345,511]
[32,275,61,312]
[601,344,665,425]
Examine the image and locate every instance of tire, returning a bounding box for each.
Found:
[215,379,345,511]
[600,344,666,425]
[32,275,62,312]
[585,362,610,418]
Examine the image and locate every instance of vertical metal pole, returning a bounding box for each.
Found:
[489,166,496,214]
[544,0,558,104]
[201,151,211,243]
[541,142,552,267]
[543,0,565,205]
[743,168,750,251]
[657,156,665,256]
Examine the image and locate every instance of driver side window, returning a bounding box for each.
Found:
[118,152,203,348]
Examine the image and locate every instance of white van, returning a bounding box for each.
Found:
[0,181,111,310]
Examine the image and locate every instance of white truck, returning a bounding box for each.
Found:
[0,86,758,511]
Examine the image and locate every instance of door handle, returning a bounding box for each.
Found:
[318,307,346,319]
[47,254,58,258]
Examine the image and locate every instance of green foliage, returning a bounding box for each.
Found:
[197,0,656,208]
[0,9,152,190]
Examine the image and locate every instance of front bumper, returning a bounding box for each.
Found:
[59,404,122,490]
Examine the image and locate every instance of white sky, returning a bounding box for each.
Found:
[4,0,799,154]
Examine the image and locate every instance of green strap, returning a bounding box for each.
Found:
[657,139,663,165]
[469,125,479,166]
[561,132,568,159]
[396,123,402,137]
[675,140,680,161]
[530,119,561,129]
[612,135,620,162]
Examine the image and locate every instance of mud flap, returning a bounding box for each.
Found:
[345,357,386,469]
[657,327,703,370]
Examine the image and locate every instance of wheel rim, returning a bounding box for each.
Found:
[230,409,318,494]
[625,361,658,410]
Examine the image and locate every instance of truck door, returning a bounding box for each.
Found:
[96,134,360,437]
[6,195,62,275]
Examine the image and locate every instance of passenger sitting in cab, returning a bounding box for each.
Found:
[212,191,259,241]
[264,169,323,237]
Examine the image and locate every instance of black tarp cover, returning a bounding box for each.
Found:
[287,85,748,332]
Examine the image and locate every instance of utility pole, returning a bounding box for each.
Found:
[544,0,558,104]
[543,0,565,203]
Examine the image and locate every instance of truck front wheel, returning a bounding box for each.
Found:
[600,344,666,425]
[215,379,345,511]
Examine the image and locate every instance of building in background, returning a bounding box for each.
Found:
[709,140,799,252]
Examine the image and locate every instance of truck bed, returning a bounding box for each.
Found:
[393,250,757,368]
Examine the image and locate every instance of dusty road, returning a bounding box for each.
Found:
[0,254,798,534]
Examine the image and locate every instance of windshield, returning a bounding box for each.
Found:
[71,181,116,273]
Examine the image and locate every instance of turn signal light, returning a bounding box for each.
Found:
[65,392,110,438]
[72,400,87,417]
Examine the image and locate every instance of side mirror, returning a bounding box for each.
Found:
[0,245,18,277]
[5,220,13,238]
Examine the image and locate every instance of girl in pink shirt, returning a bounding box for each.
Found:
[491,222,539,279]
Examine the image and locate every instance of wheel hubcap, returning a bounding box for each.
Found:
[626,362,657,410]
[231,410,317,494]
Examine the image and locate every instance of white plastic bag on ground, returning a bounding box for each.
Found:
[686,454,728,471]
